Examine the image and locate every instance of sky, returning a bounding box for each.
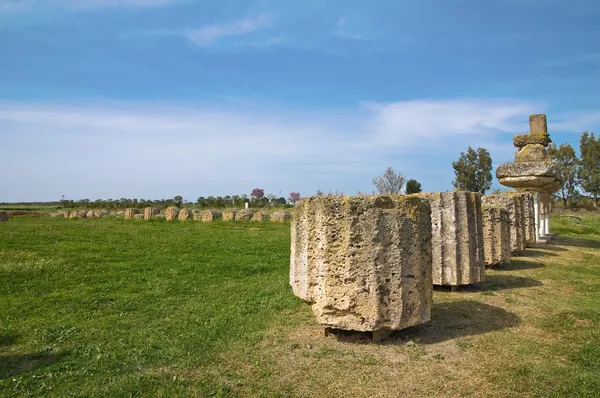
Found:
[1,0,600,202]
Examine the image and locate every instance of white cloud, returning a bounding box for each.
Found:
[186,14,274,47]
[1,0,180,12]
[2,97,592,201]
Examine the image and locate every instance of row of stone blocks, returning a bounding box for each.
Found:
[290,191,537,338]
[122,207,292,223]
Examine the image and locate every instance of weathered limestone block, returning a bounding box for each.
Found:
[481,195,526,253]
[290,195,432,333]
[482,207,511,266]
[164,207,180,221]
[124,208,140,220]
[144,207,161,220]
[202,210,222,222]
[513,192,536,247]
[63,211,71,218]
[529,113,548,135]
[251,211,269,222]
[271,211,291,223]
[133,214,144,220]
[423,192,485,286]
[236,209,254,221]
[70,210,87,219]
[514,144,550,162]
[222,208,238,221]
[192,209,203,221]
[86,210,97,219]
[0,211,8,222]
[178,208,193,221]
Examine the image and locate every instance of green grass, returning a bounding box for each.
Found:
[1,214,600,397]
[0,218,299,396]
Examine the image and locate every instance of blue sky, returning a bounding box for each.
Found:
[1,0,600,202]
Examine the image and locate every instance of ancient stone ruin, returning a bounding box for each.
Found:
[144,207,160,220]
[514,192,536,247]
[423,192,485,287]
[124,208,140,220]
[0,211,8,222]
[178,208,193,221]
[481,207,511,266]
[236,209,254,221]
[202,210,222,222]
[290,195,432,340]
[481,194,525,253]
[270,211,291,223]
[251,211,269,222]
[496,114,560,243]
[223,208,238,221]
[134,214,145,220]
[164,207,180,221]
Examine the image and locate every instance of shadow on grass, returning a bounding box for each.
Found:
[554,236,600,250]
[433,275,543,293]
[328,301,520,345]
[489,259,545,271]
[0,350,66,380]
[0,335,17,348]
[516,249,558,258]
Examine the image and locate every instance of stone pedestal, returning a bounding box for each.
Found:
[496,114,560,239]
[423,192,485,286]
[290,195,432,333]
[482,207,511,266]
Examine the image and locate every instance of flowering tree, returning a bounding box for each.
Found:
[250,188,265,200]
[288,192,301,205]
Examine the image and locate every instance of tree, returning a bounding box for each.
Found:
[173,196,183,207]
[288,192,301,205]
[372,167,405,195]
[452,147,493,194]
[250,188,264,200]
[405,179,422,194]
[548,142,579,208]
[579,132,600,206]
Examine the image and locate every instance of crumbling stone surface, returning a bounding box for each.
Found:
[513,133,551,148]
[290,195,432,332]
[514,144,550,162]
[192,209,203,220]
[513,192,536,246]
[496,162,560,192]
[164,207,180,221]
[178,208,193,221]
[124,208,140,220]
[70,210,87,219]
[422,192,485,286]
[481,194,526,253]
[86,211,97,219]
[202,210,223,222]
[134,214,145,220]
[0,211,8,222]
[144,207,161,220]
[251,211,269,222]
[63,211,71,218]
[236,209,254,221]
[271,211,291,223]
[222,208,238,221]
[482,207,511,266]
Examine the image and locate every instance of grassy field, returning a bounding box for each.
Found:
[1,215,599,397]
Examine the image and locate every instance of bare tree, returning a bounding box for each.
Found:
[372,167,405,195]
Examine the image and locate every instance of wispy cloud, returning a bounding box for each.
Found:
[186,14,274,47]
[0,97,574,201]
[1,0,180,12]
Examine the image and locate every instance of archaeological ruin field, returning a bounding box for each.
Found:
[1,214,599,397]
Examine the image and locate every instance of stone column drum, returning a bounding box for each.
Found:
[124,208,140,220]
[482,207,511,266]
[481,194,526,253]
[513,192,536,247]
[423,192,485,287]
[143,207,160,220]
[290,195,432,336]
